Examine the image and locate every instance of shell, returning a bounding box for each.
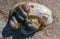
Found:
[28,2,53,25]
[15,2,53,25]
[9,2,53,36]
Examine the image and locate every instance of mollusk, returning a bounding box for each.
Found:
[9,2,53,36]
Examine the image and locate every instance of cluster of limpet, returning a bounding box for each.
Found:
[9,2,53,36]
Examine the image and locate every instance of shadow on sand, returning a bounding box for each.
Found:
[2,12,46,39]
[2,15,34,39]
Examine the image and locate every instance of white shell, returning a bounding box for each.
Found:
[12,2,53,25]
[27,2,53,25]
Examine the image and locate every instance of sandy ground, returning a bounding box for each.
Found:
[0,0,60,39]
